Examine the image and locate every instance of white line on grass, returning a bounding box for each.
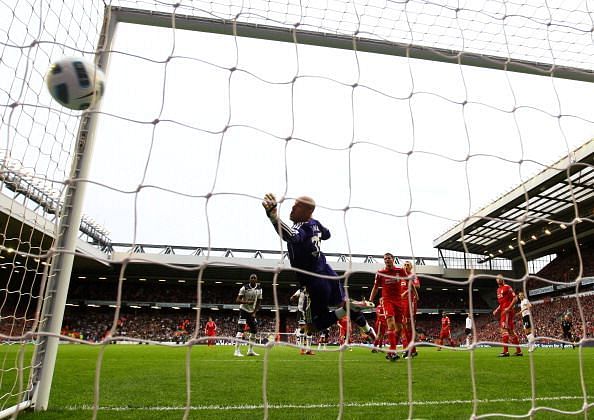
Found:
[65,395,587,411]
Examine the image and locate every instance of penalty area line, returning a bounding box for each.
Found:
[65,395,586,411]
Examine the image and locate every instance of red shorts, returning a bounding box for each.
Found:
[400,301,417,323]
[374,318,387,329]
[382,298,404,324]
[439,330,451,339]
[499,310,515,331]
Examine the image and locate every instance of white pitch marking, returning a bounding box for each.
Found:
[65,395,587,411]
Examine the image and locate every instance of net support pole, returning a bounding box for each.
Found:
[30,7,117,412]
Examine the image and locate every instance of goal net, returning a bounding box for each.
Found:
[1,0,593,418]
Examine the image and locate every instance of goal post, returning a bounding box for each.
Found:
[9,6,117,415]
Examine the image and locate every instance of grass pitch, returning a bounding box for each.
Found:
[3,343,593,419]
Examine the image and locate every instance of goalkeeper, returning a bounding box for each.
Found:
[262,193,376,339]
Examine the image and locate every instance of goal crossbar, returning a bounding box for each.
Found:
[111,6,594,84]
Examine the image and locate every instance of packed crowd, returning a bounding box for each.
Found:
[65,279,489,310]
[4,286,592,346]
[52,292,593,345]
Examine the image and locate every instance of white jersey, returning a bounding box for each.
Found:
[520,298,531,317]
[238,283,262,313]
[465,316,472,329]
[291,287,310,313]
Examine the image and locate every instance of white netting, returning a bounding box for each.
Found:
[0,0,105,415]
[1,0,594,418]
[112,0,594,70]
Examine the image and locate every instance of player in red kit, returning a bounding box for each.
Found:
[337,316,352,347]
[437,312,453,350]
[204,316,217,347]
[400,260,420,358]
[369,253,408,361]
[492,275,522,357]
[372,298,388,352]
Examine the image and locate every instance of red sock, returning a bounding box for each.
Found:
[511,335,521,353]
[373,324,382,347]
[388,330,397,351]
[502,333,509,353]
[400,328,409,350]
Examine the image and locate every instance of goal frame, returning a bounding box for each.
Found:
[112,6,594,83]
[20,8,119,415]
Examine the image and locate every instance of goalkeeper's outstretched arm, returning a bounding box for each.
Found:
[262,193,303,243]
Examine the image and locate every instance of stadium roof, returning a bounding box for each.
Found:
[433,138,594,262]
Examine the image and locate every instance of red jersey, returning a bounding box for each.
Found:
[205,321,217,335]
[496,284,515,310]
[374,267,407,301]
[399,274,420,305]
[375,303,387,321]
[441,316,450,332]
[410,275,420,302]
[338,317,351,333]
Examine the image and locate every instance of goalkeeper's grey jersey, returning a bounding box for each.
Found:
[239,283,262,313]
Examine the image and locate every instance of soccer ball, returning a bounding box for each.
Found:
[46,57,105,110]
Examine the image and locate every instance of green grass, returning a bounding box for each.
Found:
[2,343,593,419]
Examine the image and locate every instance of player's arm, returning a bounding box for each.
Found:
[319,222,331,240]
[412,284,419,301]
[400,276,408,299]
[398,270,410,299]
[236,288,247,304]
[412,275,420,301]
[289,289,300,304]
[262,193,307,243]
[492,304,500,315]
[368,275,380,302]
[401,279,418,301]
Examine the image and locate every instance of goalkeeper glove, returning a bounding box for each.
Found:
[262,193,278,218]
